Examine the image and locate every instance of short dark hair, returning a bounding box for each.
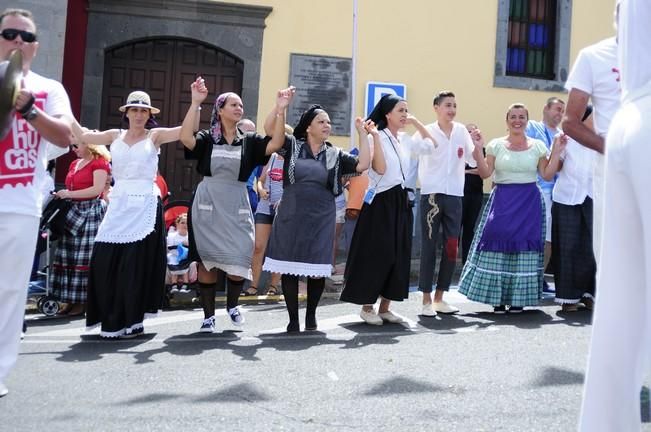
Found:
[545,97,565,108]
[0,9,36,30]
[433,91,455,106]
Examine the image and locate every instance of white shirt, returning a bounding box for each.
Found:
[367,130,412,194]
[415,121,476,196]
[0,71,72,217]
[552,138,595,205]
[619,0,651,103]
[564,37,621,137]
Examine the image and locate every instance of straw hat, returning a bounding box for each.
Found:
[119,90,160,114]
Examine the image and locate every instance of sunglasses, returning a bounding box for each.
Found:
[1,28,37,43]
[70,144,78,150]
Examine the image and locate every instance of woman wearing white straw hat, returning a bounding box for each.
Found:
[72,90,181,338]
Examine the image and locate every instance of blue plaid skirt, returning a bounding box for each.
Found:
[458,183,545,307]
[51,199,107,303]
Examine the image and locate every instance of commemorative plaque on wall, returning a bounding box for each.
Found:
[288,54,352,136]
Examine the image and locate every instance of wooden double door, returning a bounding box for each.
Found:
[101,38,243,201]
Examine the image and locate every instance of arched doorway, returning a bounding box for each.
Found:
[101,38,244,200]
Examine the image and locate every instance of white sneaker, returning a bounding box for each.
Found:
[200,316,216,333]
[179,284,190,293]
[432,301,460,314]
[170,285,179,294]
[228,307,245,327]
[360,309,383,325]
[378,311,404,323]
[421,303,438,317]
[0,382,8,398]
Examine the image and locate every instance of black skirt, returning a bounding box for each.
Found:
[340,185,413,304]
[86,201,166,337]
[551,198,596,303]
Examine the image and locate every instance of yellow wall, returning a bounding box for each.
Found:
[220,0,616,148]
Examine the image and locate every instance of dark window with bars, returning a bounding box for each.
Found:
[507,0,558,80]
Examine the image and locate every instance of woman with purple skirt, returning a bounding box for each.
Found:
[459,103,566,313]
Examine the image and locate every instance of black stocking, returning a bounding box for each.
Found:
[282,274,299,332]
[305,277,325,330]
[226,278,244,310]
[198,282,216,319]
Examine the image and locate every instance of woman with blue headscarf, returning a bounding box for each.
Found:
[180,77,293,333]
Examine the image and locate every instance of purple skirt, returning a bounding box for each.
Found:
[477,183,544,253]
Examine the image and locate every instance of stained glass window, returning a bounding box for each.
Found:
[506,0,557,79]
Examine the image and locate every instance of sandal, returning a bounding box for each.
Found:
[240,286,258,297]
[266,285,280,296]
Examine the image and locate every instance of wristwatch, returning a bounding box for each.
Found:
[23,106,38,122]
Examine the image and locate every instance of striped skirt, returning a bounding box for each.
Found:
[459,183,545,307]
[51,199,107,303]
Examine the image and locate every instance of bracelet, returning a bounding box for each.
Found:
[196,106,202,111]
[17,92,35,116]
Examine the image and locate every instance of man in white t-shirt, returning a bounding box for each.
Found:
[579,0,651,429]
[0,8,72,398]
[562,5,621,262]
[416,91,476,316]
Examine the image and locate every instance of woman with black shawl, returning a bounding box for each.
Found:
[263,103,373,332]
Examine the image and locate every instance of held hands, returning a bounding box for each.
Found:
[405,114,420,126]
[355,118,379,136]
[190,76,208,104]
[276,86,296,111]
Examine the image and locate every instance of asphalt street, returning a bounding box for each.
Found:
[2,289,649,431]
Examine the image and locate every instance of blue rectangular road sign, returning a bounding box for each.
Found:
[364,82,407,118]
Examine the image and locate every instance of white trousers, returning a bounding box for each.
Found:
[0,213,39,383]
[592,152,605,263]
[580,95,651,431]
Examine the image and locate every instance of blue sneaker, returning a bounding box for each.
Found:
[200,316,216,333]
[228,307,245,326]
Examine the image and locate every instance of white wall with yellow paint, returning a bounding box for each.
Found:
[219,0,617,149]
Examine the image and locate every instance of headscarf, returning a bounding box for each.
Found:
[293,104,326,141]
[367,94,405,130]
[210,92,239,142]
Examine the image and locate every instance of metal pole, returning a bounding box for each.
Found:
[350,0,359,149]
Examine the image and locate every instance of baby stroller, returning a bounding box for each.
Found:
[27,197,69,316]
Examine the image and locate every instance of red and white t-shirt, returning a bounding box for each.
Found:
[0,71,72,217]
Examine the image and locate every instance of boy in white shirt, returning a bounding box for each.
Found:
[416,91,476,316]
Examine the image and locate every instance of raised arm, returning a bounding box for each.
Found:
[538,134,567,181]
[352,117,371,172]
[406,115,439,153]
[562,89,604,154]
[180,76,209,151]
[14,88,72,148]
[151,126,182,148]
[71,120,118,146]
[470,129,494,179]
[264,87,296,156]
[365,120,386,175]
